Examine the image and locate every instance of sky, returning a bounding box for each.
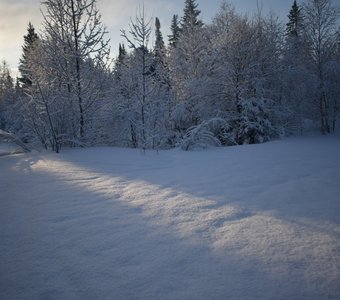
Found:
[0,0,334,76]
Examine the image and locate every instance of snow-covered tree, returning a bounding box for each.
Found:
[0,61,14,130]
[303,0,340,133]
[40,0,111,142]
[19,0,112,151]
[5,0,337,151]
[151,17,172,148]
[281,0,316,135]
[0,61,13,100]
[209,5,283,144]
[120,6,154,148]
[168,0,210,139]
[23,38,80,152]
[0,61,25,136]
[323,50,340,132]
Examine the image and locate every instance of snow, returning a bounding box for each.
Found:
[1,135,340,299]
[0,142,23,156]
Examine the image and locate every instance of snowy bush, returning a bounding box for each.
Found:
[180,118,235,150]
[235,97,275,144]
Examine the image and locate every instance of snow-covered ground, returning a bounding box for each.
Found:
[0,142,23,156]
[1,135,340,299]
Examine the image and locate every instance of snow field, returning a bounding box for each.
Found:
[1,135,340,299]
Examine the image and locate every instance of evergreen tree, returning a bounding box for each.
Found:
[0,61,18,132]
[154,17,167,74]
[284,0,310,71]
[181,0,204,32]
[0,61,13,97]
[286,0,302,36]
[282,0,313,135]
[168,15,181,47]
[18,22,39,88]
[168,0,208,138]
[118,43,126,64]
[115,43,127,80]
[113,43,128,104]
[153,17,172,147]
[155,17,165,58]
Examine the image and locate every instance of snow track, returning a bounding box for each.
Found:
[1,136,340,299]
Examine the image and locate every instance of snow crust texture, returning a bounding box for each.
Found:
[1,136,340,299]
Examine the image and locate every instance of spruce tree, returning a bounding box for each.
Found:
[118,43,126,64]
[155,17,165,56]
[286,0,302,36]
[285,0,309,64]
[168,15,180,48]
[18,22,39,88]
[154,17,166,70]
[114,43,126,81]
[154,17,169,86]
[181,0,204,32]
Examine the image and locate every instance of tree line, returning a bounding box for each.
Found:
[0,0,339,152]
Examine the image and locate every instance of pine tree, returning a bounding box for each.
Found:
[181,0,204,32]
[168,15,180,47]
[18,22,39,88]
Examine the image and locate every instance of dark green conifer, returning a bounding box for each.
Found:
[286,0,302,36]
[181,0,203,32]
[168,14,181,48]
[155,17,165,55]
[18,22,39,88]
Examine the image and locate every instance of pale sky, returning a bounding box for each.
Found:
[0,0,319,76]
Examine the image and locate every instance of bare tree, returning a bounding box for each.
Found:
[120,6,153,149]
[41,0,111,141]
[303,0,340,133]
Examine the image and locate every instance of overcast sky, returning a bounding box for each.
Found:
[0,0,331,75]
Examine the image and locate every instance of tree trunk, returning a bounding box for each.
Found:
[71,0,84,139]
